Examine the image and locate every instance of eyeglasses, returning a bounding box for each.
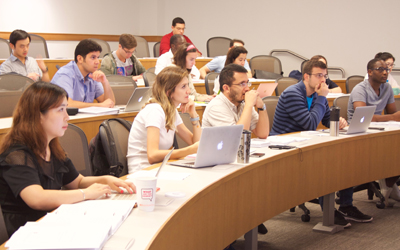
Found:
[231,81,251,88]
[123,48,135,55]
[309,73,329,79]
[386,63,395,68]
[373,67,390,73]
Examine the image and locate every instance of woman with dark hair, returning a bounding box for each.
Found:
[365,52,400,95]
[127,66,201,173]
[213,46,251,94]
[310,55,342,93]
[173,43,215,101]
[0,82,135,236]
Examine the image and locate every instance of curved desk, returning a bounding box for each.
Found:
[111,128,400,250]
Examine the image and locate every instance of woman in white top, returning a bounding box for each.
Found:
[173,43,215,101]
[213,46,250,95]
[365,52,400,95]
[127,66,201,173]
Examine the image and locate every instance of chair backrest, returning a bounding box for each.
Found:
[0,205,8,244]
[250,55,282,76]
[395,97,400,112]
[205,72,219,95]
[301,60,308,73]
[206,37,231,57]
[174,113,193,149]
[89,38,110,58]
[262,96,280,130]
[0,90,23,118]
[153,42,160,57]
[134,36,150,58]
[0,74,34,91]
[99,119,132,177]
[59,124,92,176]
[0,38,11,59]
[146,67,156,74]
[333,95,350,121]
[346,75,364,93]
[28,34,49,58]
[275,77,298,96]
[143,71,156,87]
[106,75,137,105]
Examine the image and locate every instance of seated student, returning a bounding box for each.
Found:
[348,58,400,206]
[202,63,269,236]
[127,67,201,173]
[159,17,201,56]
[100,34,146,81]
[199,39,251,79]
[155,34,201,79]
[212,46,250,95]
[364,52,400,95]
[0,82,135,237]
[310,55,342,93]
[271,59,372,227]
[52,39,115,109]
[0,29,49,82]
[172,43,214,101]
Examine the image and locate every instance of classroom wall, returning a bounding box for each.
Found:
[1,0,399,80]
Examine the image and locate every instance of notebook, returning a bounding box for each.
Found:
[118,87,151,112]
[169,125,244,168]
[256,82,278,98]
[342,106,376,134]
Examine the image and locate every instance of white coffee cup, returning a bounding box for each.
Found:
[135,177,157,212]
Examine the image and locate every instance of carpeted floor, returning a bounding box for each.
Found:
[232,190,400,250]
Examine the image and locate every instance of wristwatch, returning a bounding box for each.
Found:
[258,103,266,112]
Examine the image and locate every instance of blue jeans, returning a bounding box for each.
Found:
[319,187,353,210]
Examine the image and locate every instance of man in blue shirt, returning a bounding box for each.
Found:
[271,59,372,227]
[199,39,252,79]
[52,39,115,108]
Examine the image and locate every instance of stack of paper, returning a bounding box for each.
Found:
[6,200,136,250]
[79,107,120,115]
[251,138,270,148]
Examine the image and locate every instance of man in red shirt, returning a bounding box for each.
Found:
[159,17,201,56]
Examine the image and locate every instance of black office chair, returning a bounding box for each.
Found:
[250,55,283,78]
[262,96,279,130]
[204,72,219,95]
[173,113,193,149]
[275,77,298,96]
[89,38,111,58]
[0,38,11,58]
[99,118,132,177]
[146,67,156,74]
[59,124,92,176]
[134,36,150,58]
[28,34,49,58]
[333,95,350,121]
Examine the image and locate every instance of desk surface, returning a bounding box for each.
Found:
[110,128,400,249]
[1,126,399,249]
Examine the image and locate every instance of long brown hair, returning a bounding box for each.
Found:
[147,66,188,131]
[225,46,248,66]
[173,43,197,72]
[0,81,68,161]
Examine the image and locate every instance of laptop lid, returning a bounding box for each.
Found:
[155,148,174,177]
[124,87,151,112]
[256,82,278,98]
[346,106,376,134]
[170,125,244,168]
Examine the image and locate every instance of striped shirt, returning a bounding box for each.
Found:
[270,81,330,135]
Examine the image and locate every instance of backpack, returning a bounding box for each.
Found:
[89,118,132,177]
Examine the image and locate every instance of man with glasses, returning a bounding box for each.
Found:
[202,64,269,237]
[52,39,115,108]
[348,58,400,206]
[100,34,146,81]
[271,59,372,227]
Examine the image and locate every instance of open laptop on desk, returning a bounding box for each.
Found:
[169,125,243,168]
[116,87,151,112]
[256,82,278,98]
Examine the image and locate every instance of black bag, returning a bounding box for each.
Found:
[89,118,132,177]
[253,69,283,80]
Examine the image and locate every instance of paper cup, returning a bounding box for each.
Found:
[135,177,157,212]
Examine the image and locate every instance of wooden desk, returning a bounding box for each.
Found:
[110,129,400,249]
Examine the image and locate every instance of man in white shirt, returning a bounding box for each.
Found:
[155,34,200,79]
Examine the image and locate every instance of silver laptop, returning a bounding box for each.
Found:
[118,87,151,112]
[342,106,376,134]
[169,125,244,168]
